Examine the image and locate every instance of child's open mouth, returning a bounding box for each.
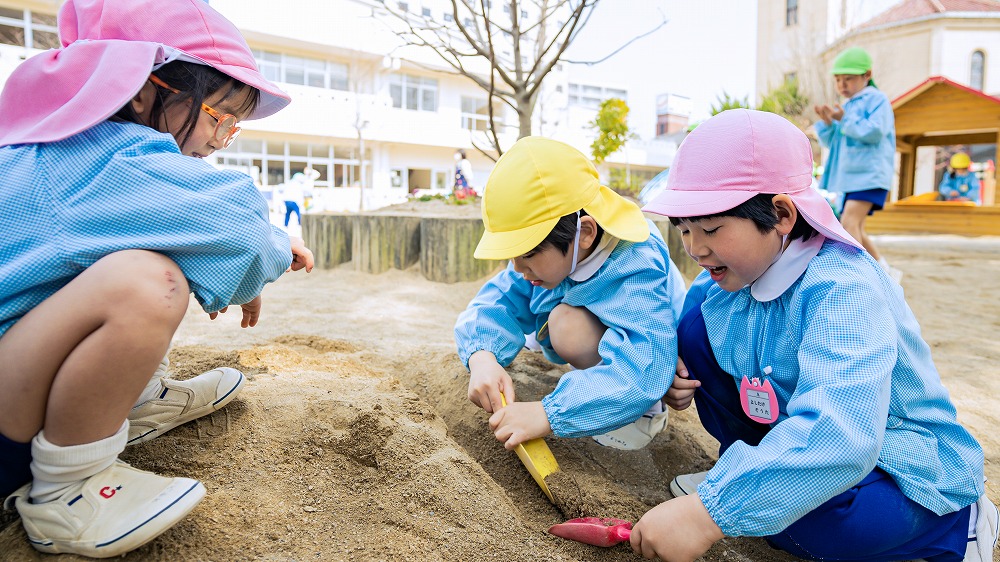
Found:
[705,265,727,281]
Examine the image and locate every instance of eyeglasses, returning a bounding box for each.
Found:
[148,74,242,148]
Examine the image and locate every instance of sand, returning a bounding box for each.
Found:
[1,231,998,562]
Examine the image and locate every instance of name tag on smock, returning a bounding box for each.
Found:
[740,374,779,424]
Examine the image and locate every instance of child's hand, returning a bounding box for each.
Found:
[288,236,314,273]
[239,295,262,328]
[468,351,514,413]
[207,295,262,328]
[829,103,844,121]
[665,357,700,411]
[630,494,724,562]
[489,401,552,449]
[814,104,833,125]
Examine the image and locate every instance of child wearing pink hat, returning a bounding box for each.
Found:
[635,110,994,562]
[0,0,312,557]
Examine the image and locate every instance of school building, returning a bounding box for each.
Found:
[0,0,678,212]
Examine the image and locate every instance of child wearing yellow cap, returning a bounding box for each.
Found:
[454,137,686,451]
[939,152,980,203]
[813,46,898,278]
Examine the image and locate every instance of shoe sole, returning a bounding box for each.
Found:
[669,478,687,498]
[127,371,245,445]
[28,481,206,558]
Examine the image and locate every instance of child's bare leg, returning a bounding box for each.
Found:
[547,303,606,369]
[840,200,881,260]
[0,250,188,445]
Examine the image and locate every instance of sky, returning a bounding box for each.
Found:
[564,0,758,138]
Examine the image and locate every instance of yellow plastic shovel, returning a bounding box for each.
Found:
[499,393,560,502]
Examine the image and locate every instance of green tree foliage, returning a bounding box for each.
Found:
[710,91,751,115]
[590,98,632,164]
[757,78,810,123]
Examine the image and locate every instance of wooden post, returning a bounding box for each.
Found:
[646,215,702,281]
[353,213,422,274]
[301,213,354,269]
[420,217,504,283]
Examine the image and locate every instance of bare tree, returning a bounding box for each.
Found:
[376,0,663,159]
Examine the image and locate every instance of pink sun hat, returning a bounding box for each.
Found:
[642,109,861,250]
[0,0,290,147]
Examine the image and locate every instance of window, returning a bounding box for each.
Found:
[219,139,370,189]
[389,74,438,112]
[0,7,59,50]
[568,83,628,110]
[786,0,798,26]
[252,50,349,91]
[443,13,453,22]
[422,7,431,17]
[521,9,528,18]
[397,2,408,12]
[461,96,503,131]
[784,71,797,84]
[971,50,985,91]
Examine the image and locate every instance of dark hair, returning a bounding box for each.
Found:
[457,149,467,159]
[668,193,817,241]
[111,61,260,148]
[531,210,605,256]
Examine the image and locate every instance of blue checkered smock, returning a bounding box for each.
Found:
[693,240,984,537]
[454,225,686,437]
[0,121,292,338]
[815,86,896,194]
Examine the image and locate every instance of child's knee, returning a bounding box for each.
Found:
[549,304,605,367]
[89,251,189,322]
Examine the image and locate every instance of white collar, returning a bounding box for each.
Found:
[569,233,619,282]
[750,235,825,302]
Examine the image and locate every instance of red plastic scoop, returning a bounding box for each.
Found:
[548,517,633,547]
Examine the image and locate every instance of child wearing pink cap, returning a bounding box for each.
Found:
[635,110,994,562]
[0,0,312,557]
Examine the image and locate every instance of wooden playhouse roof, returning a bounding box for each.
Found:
[891,75,1000,142]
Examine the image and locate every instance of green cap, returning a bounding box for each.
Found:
[831,46,875,88]
[831,47,872,75]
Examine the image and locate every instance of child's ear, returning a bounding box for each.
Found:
[771,195,798,236]
[579,215,599,250]
[130,81,157,122]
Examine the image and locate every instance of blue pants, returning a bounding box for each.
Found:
[677,306,970,562]
[0,431,31,497]
[284,201,301,227]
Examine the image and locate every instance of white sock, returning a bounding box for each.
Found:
[969,500,979,538]
[29,422,127,503]
[134,354,170,407]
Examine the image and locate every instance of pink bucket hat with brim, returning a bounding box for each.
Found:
[0,0,290,147]
[642,109,861,250]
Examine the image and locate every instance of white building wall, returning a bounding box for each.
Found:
[1,0,673,213]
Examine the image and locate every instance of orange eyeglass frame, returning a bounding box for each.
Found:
[148,74,242,147]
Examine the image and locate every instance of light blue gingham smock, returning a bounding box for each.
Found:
[454,224,686,437]
[0,121,292,338]
[691,238,984,537]
[815,85,896,194]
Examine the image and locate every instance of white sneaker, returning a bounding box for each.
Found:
[3,461,205,558]
[967,494,999,562]
[670,471,709,498]
[592,409,669,451]
[127,368,245,445]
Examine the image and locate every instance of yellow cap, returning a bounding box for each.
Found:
[950,152,971,169]
[475,137,650,260]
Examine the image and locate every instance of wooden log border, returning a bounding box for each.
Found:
[303,212,699,283]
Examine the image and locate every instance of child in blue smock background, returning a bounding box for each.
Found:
[0,0,313,557]
[635,109,995,562]
[939,152,980,203]
[813,46,898,278]
[454,137,686,452]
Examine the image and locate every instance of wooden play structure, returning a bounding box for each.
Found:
[867,76,1000,236]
